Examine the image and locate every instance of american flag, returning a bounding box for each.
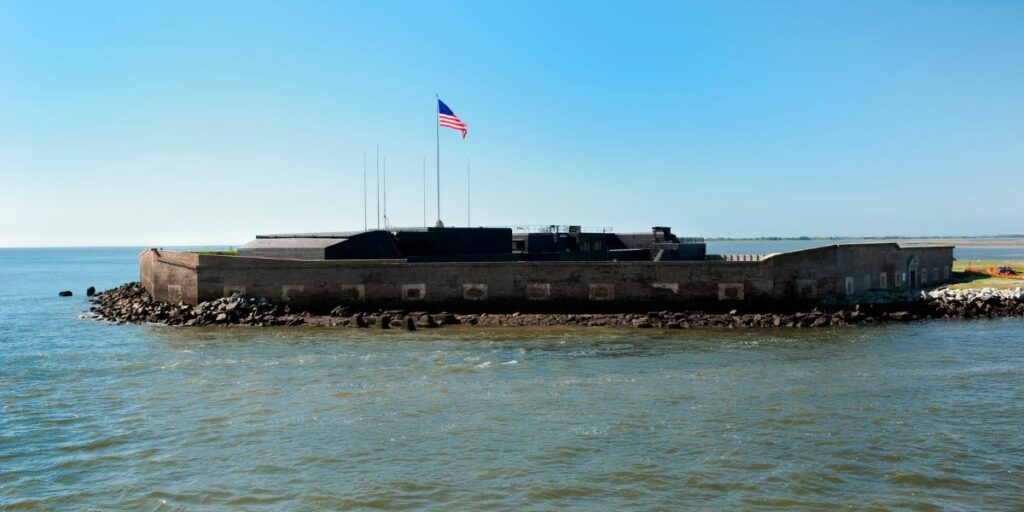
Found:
[438,99,468,139]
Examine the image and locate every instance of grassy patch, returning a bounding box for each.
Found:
[952,260,1024,273]
[948,276,1023,290]
[190,250,238,256]
[948,259,1024,290]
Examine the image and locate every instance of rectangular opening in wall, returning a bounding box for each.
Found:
[797,279,817,299]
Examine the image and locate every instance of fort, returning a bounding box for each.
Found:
[139,225,953,312]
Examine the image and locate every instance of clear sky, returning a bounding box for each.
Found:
[2,0,1022,246]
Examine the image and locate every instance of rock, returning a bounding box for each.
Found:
[86,286,96,297]
[404,317,417,331]
[81,280,1024,330]
[59,290,73,297]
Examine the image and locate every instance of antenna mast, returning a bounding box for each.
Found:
[422,157,427,228]
[366,150,370,231]
[375,145,380,229]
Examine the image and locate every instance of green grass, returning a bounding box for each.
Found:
[189,250,238,256]
[948,260,1024,290]
[952,260,1024,273]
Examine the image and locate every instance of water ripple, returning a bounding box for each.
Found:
[3,248,1024,509]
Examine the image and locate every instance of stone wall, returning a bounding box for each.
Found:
[140,249,199,305]
[192,256,774,312]
[139,244,954,312]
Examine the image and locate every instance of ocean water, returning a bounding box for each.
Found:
[2,247,1024,510]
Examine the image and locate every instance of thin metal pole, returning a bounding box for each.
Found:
[467,156,470,227]
[383,155,388,228]
[422,157,427,228]
[366,150,370,231]
[375,145,380,229]
[435,93,441,226]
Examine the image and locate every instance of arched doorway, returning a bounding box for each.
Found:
[907,256,919,289]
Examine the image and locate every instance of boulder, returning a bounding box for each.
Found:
[59,290,73,297]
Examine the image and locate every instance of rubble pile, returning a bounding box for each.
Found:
[923,287,1024,319]
[89,283,304,326]
[88,282,1024,329]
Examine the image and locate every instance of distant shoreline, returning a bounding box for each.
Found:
[706,237,1024,248]
[3,237,1024,250]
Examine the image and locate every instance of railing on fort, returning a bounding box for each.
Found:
[507,225,615,234]
[505,226,706,244]
[712,254,770,262]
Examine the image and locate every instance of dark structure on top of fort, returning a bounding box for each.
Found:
[238,225,707,262]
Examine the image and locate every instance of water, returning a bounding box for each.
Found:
[2,248,1024,510]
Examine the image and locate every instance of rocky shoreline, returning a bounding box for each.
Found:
[86,282,1024,329]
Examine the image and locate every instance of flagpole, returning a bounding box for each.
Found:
[435,93,441,227]
[467,156,471,227]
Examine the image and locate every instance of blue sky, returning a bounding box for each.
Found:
[2,0,1022,246]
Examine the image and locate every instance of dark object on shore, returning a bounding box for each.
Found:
[86,282,1024,329]
[59,291,72,297]
[86,286,96,297]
